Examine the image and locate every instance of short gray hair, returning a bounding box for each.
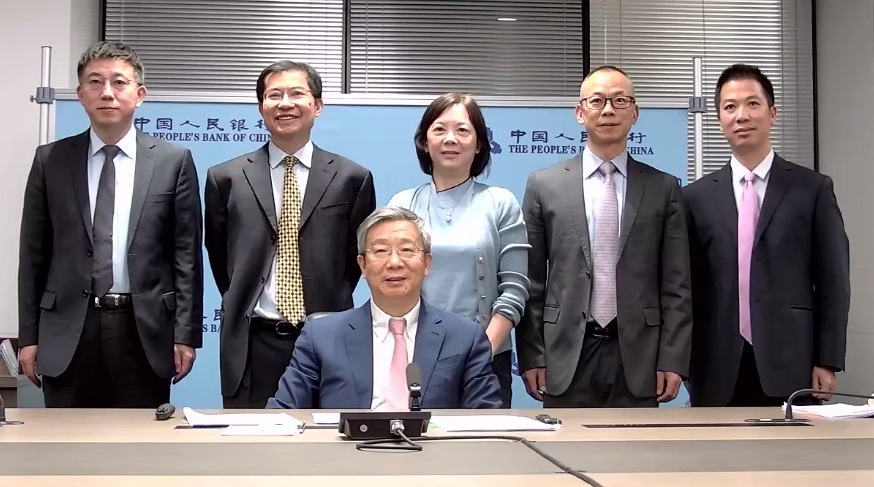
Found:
[77,41,145,85]
[357,207,431,255]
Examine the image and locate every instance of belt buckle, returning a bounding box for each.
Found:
[275,320,296,336]
[92,295,102,308]
[591,325,611,340]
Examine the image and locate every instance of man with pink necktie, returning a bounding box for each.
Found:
[266,207,502,410]
[684,64,850,407]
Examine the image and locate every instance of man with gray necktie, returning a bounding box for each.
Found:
[684,64,849,407]
[18,42,203,408]
[517,65,693,408]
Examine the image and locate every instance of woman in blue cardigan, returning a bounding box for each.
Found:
[388,93,530,407]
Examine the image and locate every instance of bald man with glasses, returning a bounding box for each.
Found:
[517,65,693,408]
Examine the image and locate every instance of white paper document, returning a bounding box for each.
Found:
[182,407,304,427]
[311,412,341,425]
[221,424,301,436]
[781,403,874,419]
[430,415,560,432]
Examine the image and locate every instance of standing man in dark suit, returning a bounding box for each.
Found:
[517,65,692,408]
[18,41,203,408]
[684,64,850,407]
[205,61,376,408]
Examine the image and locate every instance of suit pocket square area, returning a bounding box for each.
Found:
[433,354,463,371]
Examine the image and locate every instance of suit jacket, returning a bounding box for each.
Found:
[18,129,204,378]
[266,299,502,409]
[205,143,376,397]
[684,155,850,406]
[516,154,693,399]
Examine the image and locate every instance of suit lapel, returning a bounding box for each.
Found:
[618,157,645,255]
[343,304,374,409]
[754,155,793,246]
[300,146,337,228]
[710,163,739,247]
[242,144,278,234]
[412,302,446,403]
[69,131,93,243]
[566,156,592,269]
[126,131,158,247]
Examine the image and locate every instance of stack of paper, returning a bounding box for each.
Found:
[430,415,560,432]
[182,407,304,428]
[311,412,340,425]
[782,403,874,419]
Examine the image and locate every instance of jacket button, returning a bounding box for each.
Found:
[481,313,489,321]
[477,257,484,263]
[270,235,277,245]
[480,295,486,300]
[582,312,587,320]
[86,249,93,257]
[82,290,89,297]
[586,271,591,278]
[260,276,266,284]
[478,275,484,281]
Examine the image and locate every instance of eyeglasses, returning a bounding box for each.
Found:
[264,88,312,103]
[80,75,139,92]
[365,246,425,261]
[579,95,636,110]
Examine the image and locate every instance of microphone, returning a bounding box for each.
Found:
[783,389,874,421]
[406,362,422,412]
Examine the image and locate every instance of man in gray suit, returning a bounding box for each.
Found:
[205,61,376,408]
[18,42,203,407]
[517,66,693,408]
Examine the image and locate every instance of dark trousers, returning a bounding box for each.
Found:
[544,321,657,408]
[492,350,512,408]
[727,341,821,407]
[42,305,169,408]
[223,326,297,409]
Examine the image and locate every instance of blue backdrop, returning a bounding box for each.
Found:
[55,98,689,409]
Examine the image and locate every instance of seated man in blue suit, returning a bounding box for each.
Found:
[267,206,502,410]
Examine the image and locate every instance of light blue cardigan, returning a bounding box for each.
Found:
[388,179,530,355]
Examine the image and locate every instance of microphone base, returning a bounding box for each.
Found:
[339,411,431,440]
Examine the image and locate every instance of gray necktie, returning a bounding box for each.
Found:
[92,144,119,297]
[590,161,619,325]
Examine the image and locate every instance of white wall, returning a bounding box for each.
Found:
[0,0,98,338]
[816,0,874,400]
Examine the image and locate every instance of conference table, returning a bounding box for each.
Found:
[1,407,873,486]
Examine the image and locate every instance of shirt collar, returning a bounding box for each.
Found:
[268,140,313,170]
[730,149,774,182]
[89,125,137,159]
[371,299,421,343]
[582,146,628,179]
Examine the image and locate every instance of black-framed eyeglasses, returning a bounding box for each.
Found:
[579,95,636,110]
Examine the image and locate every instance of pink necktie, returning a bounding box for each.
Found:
[738,172,759,344]
[385,317,409,411]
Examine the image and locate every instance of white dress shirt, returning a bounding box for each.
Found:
[370,300,420,411]
[729,150,774,210]
[87,126,137,293]
[583,146,628,242]
[253,140,313,320]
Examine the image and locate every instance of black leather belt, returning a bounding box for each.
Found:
[250,316,305,339]
[92,293,133,309]
[585,320,618,340]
